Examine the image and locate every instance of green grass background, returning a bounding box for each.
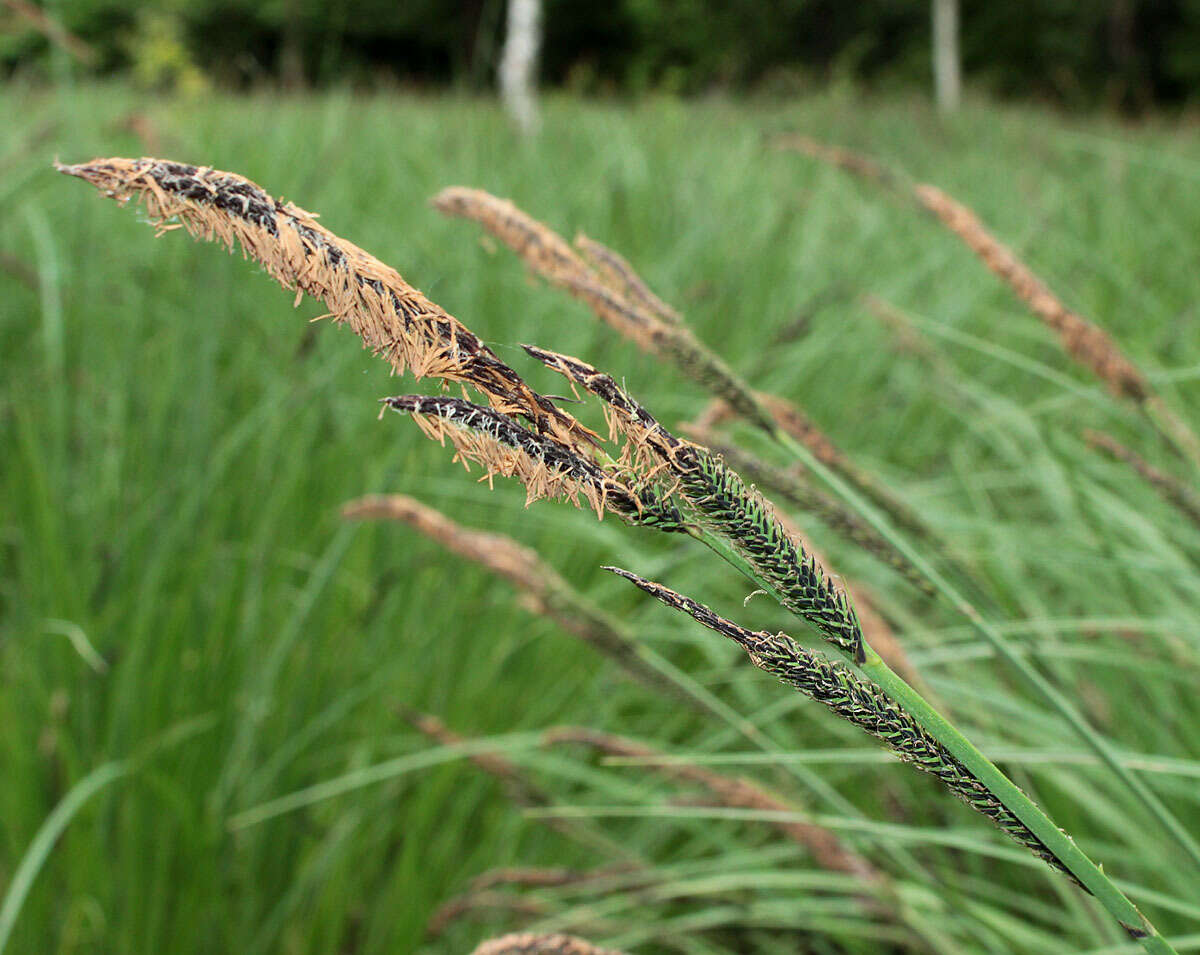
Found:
[3,83,1200,953]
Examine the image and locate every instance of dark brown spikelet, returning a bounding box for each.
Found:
[543,726,881,883]
[574,232,683,326]
[1085,430,1200,529]
[912,183,1149,403]
[435,186,779,435]
[471,933,627,955]
[522,344,683,468]
[380,394,684,531]
[774,138,1151,404]
[605,568,1074,880]
[56,158,596,451]
[343,494,690,694]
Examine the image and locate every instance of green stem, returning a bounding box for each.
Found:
[1145,396,1200,474]
[861,650,1176,953]
[690,521,1177,954]
[766,425,1200,875]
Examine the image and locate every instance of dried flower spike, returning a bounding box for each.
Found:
[380,394,684,531]
[574,232,682,326]
[544,726,880,882]
[57,157,596,451]
[434,185,778,434]
[344,494,690,694]
[775,137,1153,403]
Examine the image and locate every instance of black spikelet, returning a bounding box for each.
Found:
[606,567,1077,884]
[382,395,686,532]
[670,448,865,659]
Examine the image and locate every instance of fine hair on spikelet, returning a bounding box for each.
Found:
[379,394,683,530]
[57,157,598,452]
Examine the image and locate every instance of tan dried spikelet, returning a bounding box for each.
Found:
[774,137,1153,404]
[574,232,683,326]
[432,186,593,284]
[436,186,780,435]
[409,407,605,515]
[343,493,665,680]
[57,157,597,452]
[471,933,627,955]
[912,183,1149,402]
[433,186,675,350]
[342,494,553,594]
[544,726,881,882]
[379,394,685,532]
[521,344,685,478]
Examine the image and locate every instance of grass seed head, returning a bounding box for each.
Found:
[912,183,1149,402]
[544,726,880,881]
[342,493,553,595]
[671,450,866,658]
[435,185,778,434]
[432,186,592,284]
[574,232,682,326]
[57,157,597,451]
[345,496,685,693]
[606,567,1073,880]
[381,394,685,530]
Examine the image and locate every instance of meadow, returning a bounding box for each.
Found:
[3,83,1200,953]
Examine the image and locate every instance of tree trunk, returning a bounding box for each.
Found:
[932,0,961,112]
[500,0,541,133]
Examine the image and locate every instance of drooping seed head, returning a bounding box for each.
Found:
[57,157,597,451]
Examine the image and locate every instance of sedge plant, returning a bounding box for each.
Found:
[57,156,1189,953]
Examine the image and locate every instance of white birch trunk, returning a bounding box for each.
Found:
[500,0,541,133]
[933,0,961,112]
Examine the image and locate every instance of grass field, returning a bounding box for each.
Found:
[3,83,1200,953]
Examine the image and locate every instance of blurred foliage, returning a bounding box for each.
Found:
[1,0,1198,108]
[125,11,209,95]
